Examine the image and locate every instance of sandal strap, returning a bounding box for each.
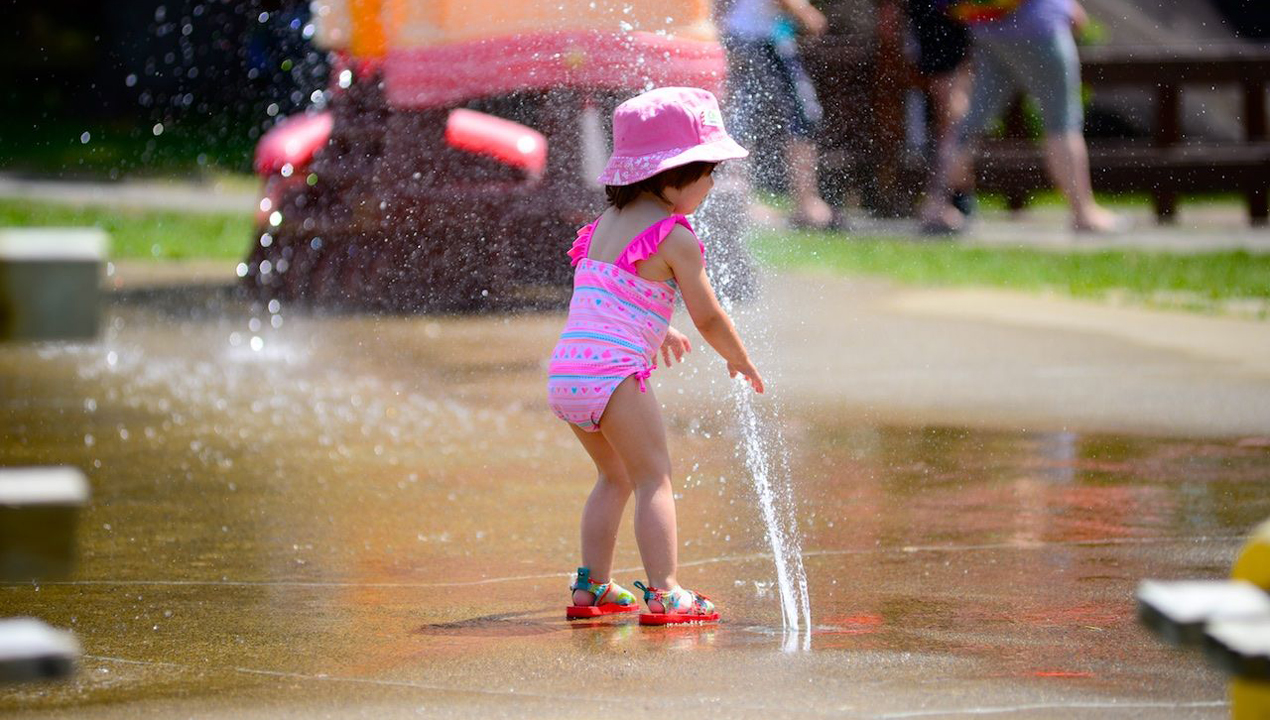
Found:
[632,580,667,602]
[570,566,592,592]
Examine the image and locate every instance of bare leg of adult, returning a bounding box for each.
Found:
[789,138,834,228]
[930,66,971,144]
[919,134,969,232]
[568,424,633,606]
[1043,131,1119,232]
[941,65,976,211]
[597,377,678,610]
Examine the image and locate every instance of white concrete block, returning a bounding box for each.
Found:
[0,467,90,581]
[0,618,80,683]
[0,227,108,341]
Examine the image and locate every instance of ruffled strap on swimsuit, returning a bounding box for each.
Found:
[567,214,705,272]
[566,221,596,268]
[613,214,704,275]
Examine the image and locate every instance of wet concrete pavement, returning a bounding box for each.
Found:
[2,270,1267,718]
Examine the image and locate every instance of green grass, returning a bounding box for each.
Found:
[5,198,1267,315]
[0,115,256,178]
[752,230,1270,309]
[0,200,253,260]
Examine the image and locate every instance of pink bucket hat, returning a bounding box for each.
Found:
[598,87,749,186]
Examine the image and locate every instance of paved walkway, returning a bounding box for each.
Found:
[843,208,1270,254]
[0,174,258,215]
[3,266,1264,718]
[106,260,1270,439]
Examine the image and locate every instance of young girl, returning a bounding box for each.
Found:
[547,87,764,625]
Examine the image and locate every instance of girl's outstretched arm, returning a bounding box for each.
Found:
[660,227,765,393]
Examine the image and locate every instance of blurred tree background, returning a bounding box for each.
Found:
[2,0,1265,179]
[1,0,325,177]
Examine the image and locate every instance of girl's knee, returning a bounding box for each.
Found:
[628,464,672,491]
[597,470,633,492]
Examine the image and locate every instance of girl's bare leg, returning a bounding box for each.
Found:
[568,424,633,606]
[597,377,679,610]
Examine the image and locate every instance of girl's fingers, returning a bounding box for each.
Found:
[749,374,764,393]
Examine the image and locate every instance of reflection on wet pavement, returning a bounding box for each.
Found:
[1,290,1263,718]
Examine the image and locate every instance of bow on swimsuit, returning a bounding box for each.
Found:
[546,214,705,432]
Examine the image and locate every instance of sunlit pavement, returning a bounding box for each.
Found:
[839,205,1270,254]
[1,268,1266,718]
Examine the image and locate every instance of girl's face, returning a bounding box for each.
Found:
[665,168,714,215]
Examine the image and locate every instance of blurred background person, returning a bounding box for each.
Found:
[919,0,1123,234]
[721,0,837,229]
[908,0,975,217]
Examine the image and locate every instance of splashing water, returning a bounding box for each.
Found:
[698,187,813,648]
[731,381,813,648]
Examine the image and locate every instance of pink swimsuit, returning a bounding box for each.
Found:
[547,214,704,432]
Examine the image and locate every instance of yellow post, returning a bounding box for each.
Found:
[1233,520,1270,590]
[1230,519,1270,720]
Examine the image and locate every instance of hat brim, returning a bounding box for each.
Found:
[597,136,749,186]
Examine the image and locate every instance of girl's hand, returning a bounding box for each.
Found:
[728,359,765,394]
[657,327,693,368]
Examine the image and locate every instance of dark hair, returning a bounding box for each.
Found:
[604,161,717,209]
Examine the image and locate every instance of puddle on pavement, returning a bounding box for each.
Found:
[1,294,1262,711]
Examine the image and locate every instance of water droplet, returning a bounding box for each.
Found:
[79,131,91,144]
[152,123,164,136]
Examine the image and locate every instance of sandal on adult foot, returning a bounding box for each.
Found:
[566,567,639,619]
[632,581,720,625]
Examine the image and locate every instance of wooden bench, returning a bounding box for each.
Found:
[977,44,1270,225]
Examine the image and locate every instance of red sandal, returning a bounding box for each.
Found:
[566,567,640,619]
[632,581,720,625]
